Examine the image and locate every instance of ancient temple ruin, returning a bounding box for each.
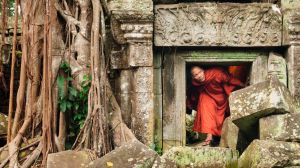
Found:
[108,0,300,155]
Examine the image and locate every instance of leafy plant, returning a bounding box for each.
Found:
[57,61,91,148]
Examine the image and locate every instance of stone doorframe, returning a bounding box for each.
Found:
[159,49,270,151]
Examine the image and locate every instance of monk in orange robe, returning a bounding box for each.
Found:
[187,66,244,146]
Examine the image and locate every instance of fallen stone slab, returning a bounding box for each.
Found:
[88,140,158,168]
[239,140,300,168]
[0,113,8,136]
[219,118,250,154]
[162,146,238,168]
[47,150,97,168]
[260,113,300,142]
[229,77,295,137]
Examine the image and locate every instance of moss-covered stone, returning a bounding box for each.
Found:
[162,146,239,168]
[238,140,300,168]
[47,150,96,168]
[88,140,158,168]
[230,77,295,138]
[260,113,300,142]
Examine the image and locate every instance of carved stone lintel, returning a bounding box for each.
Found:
[155,3,282,47]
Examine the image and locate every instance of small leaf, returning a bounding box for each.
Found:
[57,76,65,99]
[106,162,113,167]
[66,101,72,110]
[69,87,78,97]
[75,104,79,110]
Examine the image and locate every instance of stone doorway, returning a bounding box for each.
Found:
[154,48,287,151]
[185,63,252,145]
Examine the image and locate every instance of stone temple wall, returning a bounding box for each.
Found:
[107,0,300,149]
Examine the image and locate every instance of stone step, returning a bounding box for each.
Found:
[238,139,300,168]
[88,140,158,168]
[260,113,300,142]
[229,77,295,138]
[47,150,97,168]
[161,146,239,168]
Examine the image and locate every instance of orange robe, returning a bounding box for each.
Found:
[187,68,243,136]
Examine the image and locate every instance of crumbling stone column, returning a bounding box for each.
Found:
[108,0,154,145]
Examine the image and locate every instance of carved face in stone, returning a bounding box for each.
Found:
[191,66,205,82]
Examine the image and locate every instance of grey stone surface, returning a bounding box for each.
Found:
[0,113,7,136]
[238,140,300,168]
[151,156,178,168]
[230,77,295,136]
[133,67,153,93]
[281,0,300,10]
[162,146,238,168]
[268,52,287,86]
[250,55,268,85]
[260,113,300,142]
[283,9,300,46]
[220,118,250,154]
[155,3,282,47]
[286,46,300,103]
[47,150,96,168]
[88,140,158,168]
[131,92,154,145]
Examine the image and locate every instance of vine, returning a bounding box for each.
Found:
[57,61,91,148]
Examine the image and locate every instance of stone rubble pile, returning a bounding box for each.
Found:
[226,77,300,168]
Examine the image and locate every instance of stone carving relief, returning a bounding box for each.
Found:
[155,3,282,46]
[286,11,300,45]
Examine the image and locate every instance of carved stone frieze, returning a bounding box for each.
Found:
[155,3,282,46]
[111,11,153,45]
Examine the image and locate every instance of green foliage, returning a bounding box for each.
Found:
[150,135,163,155]
[57,61,91,148]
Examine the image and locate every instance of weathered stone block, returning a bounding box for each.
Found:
[155,3,282,47]
[260,113,300,142]
[152,157,178,168]
[0,113,8,136]
[88,140,158,168]
[220,118,250,154]
[283,9,300,45]
[281,0,300,10]
[131,92,154,145]
[133,67,153,93]
[268,52,287,86]
[250,55,268,85]
[47,150,96,168]
[128,43,153,67]
[286,46,300,102]
[238,140,300,168]
[230,77,295,136]
[162,146,238,168]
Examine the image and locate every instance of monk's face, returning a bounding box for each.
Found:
[191,67,205,82]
